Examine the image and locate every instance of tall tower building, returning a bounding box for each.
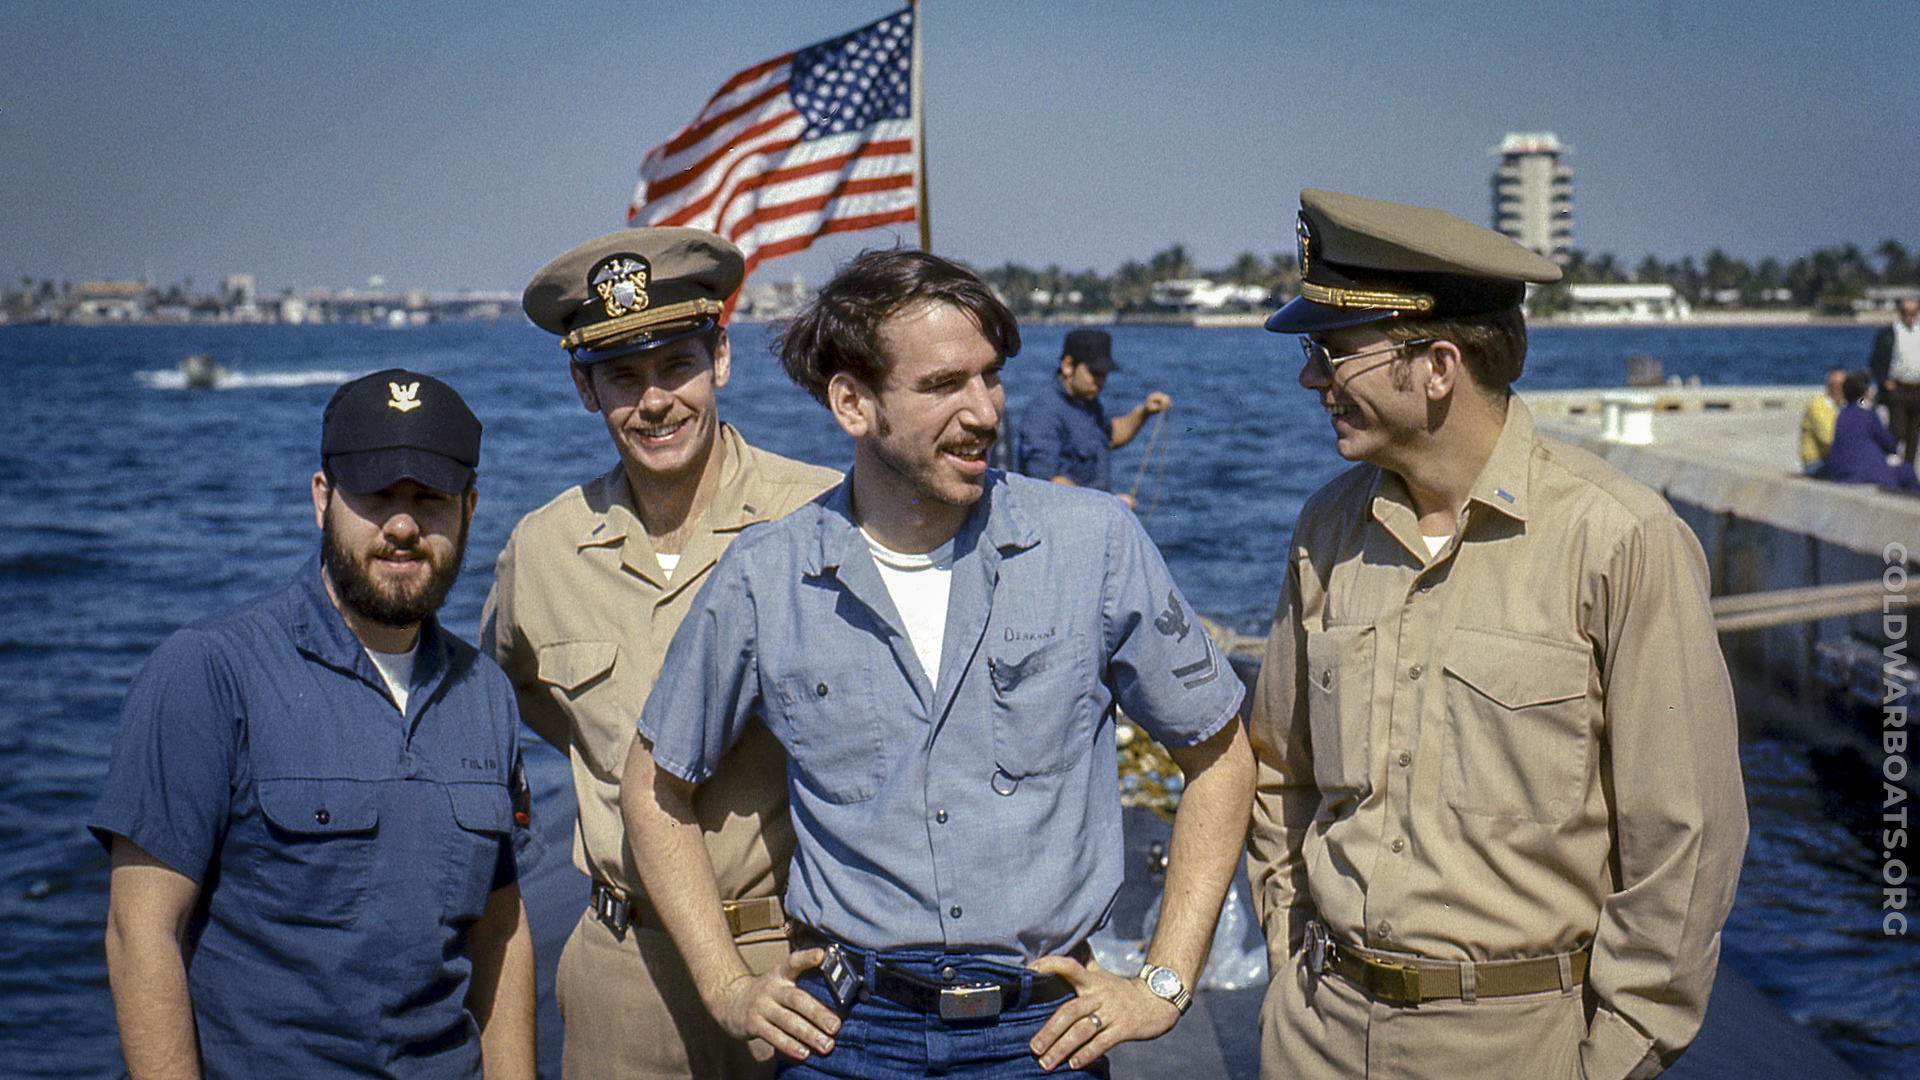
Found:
[1491,132,1571,265]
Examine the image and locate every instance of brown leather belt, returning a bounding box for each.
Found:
[1307,922,1589,1006]
[590,881,785,939]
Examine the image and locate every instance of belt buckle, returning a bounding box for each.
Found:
[1305,922,1328,975]
[937,983,1002,1021]
[1365,959,1423,1005]
[592,885,630,934]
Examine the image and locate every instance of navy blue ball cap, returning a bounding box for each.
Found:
[1266,188,1562,335]
[321,369,481,494]
[1062,328,1118,373]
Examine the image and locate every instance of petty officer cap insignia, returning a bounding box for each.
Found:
[320,368,482,495]
[1265,188,1563,335]
[522,227,746,365]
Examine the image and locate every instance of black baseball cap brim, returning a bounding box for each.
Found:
[326,447,474,495]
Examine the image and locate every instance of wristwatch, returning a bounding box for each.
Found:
[1137,963,1192,1014]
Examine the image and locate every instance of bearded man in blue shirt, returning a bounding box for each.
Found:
[93,371,535,1080]
[621,250,1254,1079]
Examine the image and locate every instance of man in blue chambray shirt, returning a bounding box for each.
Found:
[621,251,1254,1079]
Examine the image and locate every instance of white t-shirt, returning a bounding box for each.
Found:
[861,528,955,690]
[365,643,418,713]
[1891,322,1920,383]
[655,551,681,581]
[1423,534,1451,557]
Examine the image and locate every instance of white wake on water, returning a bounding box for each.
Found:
[135,368,357,390]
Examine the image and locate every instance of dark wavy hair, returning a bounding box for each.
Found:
[775,248,1021,405]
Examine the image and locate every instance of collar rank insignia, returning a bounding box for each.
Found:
[387,381,422,412]
[1295,213,1314,280]
[591,255,650,319]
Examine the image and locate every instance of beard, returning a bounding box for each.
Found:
[321,509,468,629]
[870,410,995,509]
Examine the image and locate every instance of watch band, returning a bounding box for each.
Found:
[1137,963,1192,1014]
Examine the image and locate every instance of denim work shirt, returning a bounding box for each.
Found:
[91,557,524,1080]
[1016,381,1112,489]
[639,472,1243,960]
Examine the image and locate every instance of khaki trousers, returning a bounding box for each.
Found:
[556,907,790,1080]
[1260,948,1586,1080]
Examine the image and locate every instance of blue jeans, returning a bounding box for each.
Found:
[778,951,1110,1080]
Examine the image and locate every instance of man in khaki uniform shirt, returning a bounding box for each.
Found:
[1247,190,1748,1080]
[484,228,838,1079]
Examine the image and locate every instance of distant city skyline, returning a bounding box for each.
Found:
[4,0,1915,295]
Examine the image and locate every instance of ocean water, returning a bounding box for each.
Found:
[1,319,1912,1078]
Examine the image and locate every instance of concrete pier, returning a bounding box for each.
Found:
[1524,385,1918,766]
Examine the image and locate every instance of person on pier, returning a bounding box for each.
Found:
[1245,188,1749,1080]
[487,228,838,1079]
[1868,295,1920,462]
[1798,366,1846,475]
[1823,369,1920,493]
[622,249,1253,1078]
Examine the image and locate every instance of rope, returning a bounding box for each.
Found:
[1127,409,1173,522]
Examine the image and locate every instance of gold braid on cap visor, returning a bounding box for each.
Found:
[560,298,726,352]
[1298,280,1435,314]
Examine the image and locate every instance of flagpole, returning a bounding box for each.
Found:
[911,0,931,251]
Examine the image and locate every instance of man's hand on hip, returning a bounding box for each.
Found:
[1026,954,1180,1071]
[711,947,841,1062]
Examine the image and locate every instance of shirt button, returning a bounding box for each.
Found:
[1376,920,1391,939]
[1419,582,1433,593]
[314,808,330,825]
[1398,750,1412,767]
[815,683,829,697]
[1408,664,1423,680]
[1391,838,1405,853]
[950,905,963,919]
[936,810,949,824]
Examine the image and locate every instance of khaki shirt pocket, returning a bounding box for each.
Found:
[1441,628,1593,823]
[1303,625,1375,799]
[535,640,625,773]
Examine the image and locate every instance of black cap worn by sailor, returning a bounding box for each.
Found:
[522,227,746,365]
[1265,188,1563,335]
[321,369,482,494]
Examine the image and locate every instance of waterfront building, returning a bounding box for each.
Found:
[1491,132,1572,265]
[1564,282,1692,322]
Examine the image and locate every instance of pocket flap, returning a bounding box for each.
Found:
[536,639,619,693]
[258,778,379,834]
[1444,629,1589,709]
[447,782,512,835]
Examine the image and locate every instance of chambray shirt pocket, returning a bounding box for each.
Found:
[1441,628,1593,823]
[444,782,513,918]
[1303,625,1375,800]
[987,638,1091,779]
[773,669,883,804]
[253,778,380,928]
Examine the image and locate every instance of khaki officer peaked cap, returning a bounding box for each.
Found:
[523,227,745,363]
[1268,188,1563,334]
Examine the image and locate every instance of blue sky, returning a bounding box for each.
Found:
[2,0,1914,293]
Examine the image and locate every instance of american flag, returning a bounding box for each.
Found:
[626,8,918,282]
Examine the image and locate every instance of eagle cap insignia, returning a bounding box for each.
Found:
[387,381,422,412]
[590,254,650,319]
[1296,213,1314,280]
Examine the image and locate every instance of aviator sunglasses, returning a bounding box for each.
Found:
[1300,336,1435,381]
